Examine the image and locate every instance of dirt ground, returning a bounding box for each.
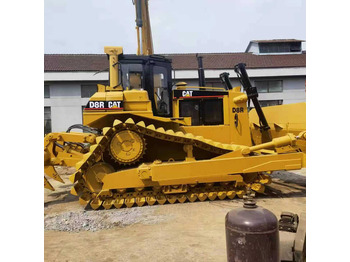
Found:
[44,167,306,262]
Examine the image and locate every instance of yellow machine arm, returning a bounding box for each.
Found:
[134,0,154,55]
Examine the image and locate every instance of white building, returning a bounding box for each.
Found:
[44,39,306,133]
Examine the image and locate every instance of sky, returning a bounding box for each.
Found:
[44,0,306,54]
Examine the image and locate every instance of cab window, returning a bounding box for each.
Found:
[179,98,223,126]
[153,66,170,115]
[121,64,143,90]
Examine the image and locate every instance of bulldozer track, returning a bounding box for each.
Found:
[88,184,249,210]
[69,118,270,210]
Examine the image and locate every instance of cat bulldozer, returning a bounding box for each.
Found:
[44,0,306,209]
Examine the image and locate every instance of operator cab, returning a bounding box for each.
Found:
[118,54,173,117]
[118,54,228,126]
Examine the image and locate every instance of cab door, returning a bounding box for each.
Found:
[147,61,173,117]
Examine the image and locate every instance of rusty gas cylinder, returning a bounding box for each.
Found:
[225,193,279,262]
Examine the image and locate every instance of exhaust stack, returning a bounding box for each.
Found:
[196,54,206,87]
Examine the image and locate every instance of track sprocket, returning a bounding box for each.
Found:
[108,129,146,165]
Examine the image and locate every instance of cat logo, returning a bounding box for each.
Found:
[182,91,193,97]
[108,101,122,108]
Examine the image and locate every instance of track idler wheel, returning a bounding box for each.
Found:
[84,162,115,193]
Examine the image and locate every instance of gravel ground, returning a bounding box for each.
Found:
[44,205,166,232]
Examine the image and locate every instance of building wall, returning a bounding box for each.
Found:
[252,76,306,104]
[45,82,91,132]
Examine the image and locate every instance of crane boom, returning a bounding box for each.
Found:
[134,0,154,55]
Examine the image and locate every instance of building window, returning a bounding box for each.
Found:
[255,80,283,93]
[81,84,97,98]
[260,100,283,107]
[259,42,301,53]
[44,107,52,134]
[44,85,50,98]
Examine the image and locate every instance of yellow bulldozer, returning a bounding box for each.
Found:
[44,0,306,210]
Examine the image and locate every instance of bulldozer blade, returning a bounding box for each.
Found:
[44,177,55,191]
[44,166,64,183]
